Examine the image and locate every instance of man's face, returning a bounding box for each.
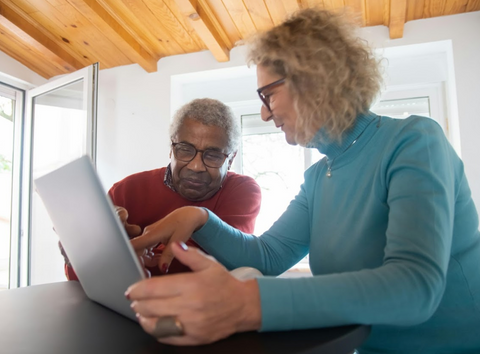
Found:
[170,118,234,201]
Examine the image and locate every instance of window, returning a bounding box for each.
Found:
[229,102,321,274]
[0,85,20,290]
[1,64,98,289]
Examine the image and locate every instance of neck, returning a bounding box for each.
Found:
[310,111,377,159]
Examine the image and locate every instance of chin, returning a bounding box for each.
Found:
[285,134,298,146]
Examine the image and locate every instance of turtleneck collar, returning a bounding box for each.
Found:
[308,111,378,159]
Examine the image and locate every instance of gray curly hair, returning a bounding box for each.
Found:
[169,98,241,152]
[246,8,383,145]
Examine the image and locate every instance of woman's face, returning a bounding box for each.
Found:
[257,65,299,145]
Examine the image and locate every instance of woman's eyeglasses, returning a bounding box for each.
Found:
[257,78,285,112]
[171,142,231,168]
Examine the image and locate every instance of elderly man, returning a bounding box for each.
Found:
[64,98,261,279]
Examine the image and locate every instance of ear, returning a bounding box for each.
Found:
[169,149,172,159]
[227,151,237,170]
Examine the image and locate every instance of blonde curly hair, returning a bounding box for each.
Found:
[246,8,383,145]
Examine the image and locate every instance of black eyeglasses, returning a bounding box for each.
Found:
[257,78,286,112]
[171,142,231,168]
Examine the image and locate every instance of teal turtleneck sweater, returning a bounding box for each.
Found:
[193,112,480,354]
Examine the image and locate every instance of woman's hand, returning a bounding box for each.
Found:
[130,206,209,274]
[125,242,262,345]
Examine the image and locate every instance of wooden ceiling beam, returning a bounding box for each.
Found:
[67,0,158,73]
[0,23,56,78]
[389,0,407,39]
[0,0,82,73]
[175,0,229,62]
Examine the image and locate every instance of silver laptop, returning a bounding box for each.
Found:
[34,155,146,321]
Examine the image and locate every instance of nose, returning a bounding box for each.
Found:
[186,151,207,172]
[260,105,273,122]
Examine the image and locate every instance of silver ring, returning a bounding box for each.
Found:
[152,316,184,338]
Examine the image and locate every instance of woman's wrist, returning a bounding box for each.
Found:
[192,206,209,231]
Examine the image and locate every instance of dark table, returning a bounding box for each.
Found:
[0,282,370,354]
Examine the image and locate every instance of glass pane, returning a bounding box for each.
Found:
[371,96,431,118]
[30,80,86,285]
[242,132,306,235]
[0,95,14,290]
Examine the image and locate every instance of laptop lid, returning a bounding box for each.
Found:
[34,155,145,321]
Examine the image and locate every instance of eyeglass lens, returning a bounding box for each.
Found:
[173,143,227,168]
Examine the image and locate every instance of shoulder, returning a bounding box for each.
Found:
[223,171,261,193]
[382,115,446,140]
[110,167,166,190]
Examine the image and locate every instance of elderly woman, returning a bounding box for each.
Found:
[126,8,480,353]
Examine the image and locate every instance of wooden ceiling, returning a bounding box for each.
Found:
[0,0,479,79]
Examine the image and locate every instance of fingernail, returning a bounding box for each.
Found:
[161,263,169,274]
[124,290,131,300]
[176,241,189,251]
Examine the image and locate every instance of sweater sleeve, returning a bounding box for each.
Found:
[193,179,311,275]
[212,175,262,234]
[195,118,459,331]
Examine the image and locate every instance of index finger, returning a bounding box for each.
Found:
[130,231,164,253]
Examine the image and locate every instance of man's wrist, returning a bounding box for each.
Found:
[236,279,262,332]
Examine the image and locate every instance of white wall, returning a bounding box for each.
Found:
[95,11,480,208]
[0,51,47,89]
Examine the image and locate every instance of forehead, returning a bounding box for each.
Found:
[175,118,229,151]
[256,64,282,88]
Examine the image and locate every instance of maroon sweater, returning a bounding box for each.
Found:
[66,167,261,279]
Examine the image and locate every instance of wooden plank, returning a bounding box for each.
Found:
[205,0,241,47]
[67,0,158,72]
[443,0,467,14]
[466,0,480,11]
[405,0,424,21]
[11,0,38,14]
[0,0,83,71]
[365,0,386,26]
[175,0,229,61]
[221,0,257,36]
[0,22,57,78]
[55,2,131,67]
[323,0,346,12]
[344,0,366,26]
[120,0,185,55]
[97,0,169,58]
[282,0,301,14]
[297,0,325,9]
[424,0,446,17]
[242,0,274,32]
[163,0,207,49]
[144,0,201,53]
[22,0,130,69]
[264,0,299,26]
[389,0,406,38]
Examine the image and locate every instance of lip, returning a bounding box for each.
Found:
[182,178,207,187]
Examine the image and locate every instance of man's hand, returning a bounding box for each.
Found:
[115,206,142,238]
[58,240,71,267]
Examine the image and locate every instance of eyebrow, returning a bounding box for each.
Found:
[177,141,224,152]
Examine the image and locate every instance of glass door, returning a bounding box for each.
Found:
[19,64,98,286]
[0,84,23,290]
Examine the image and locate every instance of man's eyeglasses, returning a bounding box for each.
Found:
[257,78,286,112]
[171,142,231,168]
